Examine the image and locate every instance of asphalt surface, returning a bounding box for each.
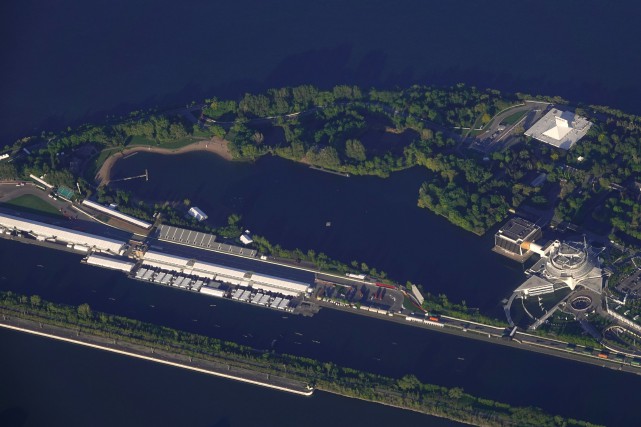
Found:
[317,300,641,374]
[472,101,550,152]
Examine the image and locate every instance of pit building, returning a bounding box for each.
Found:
[0,212,126,254]
[141,249,312,297]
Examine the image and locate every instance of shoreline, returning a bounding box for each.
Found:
[318,388,475,427]
[0,230,637,376]
[96,137,232,184]
[0,315,313,396]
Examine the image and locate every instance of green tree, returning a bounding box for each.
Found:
[228,214,241,226]
[77,303,92,318]
[345,139,367,162]
[30,295,41,307]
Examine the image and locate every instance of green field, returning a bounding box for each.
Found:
[501,110,528,126]
[3,194,62,217]
[127,135,200,150]
[84,147,120,182]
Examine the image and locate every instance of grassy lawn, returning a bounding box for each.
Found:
[156,137,201,149]
[126,135,155,146]
[192,126,221,138]
[501,110,528,126]
[3,194,62,217]
[83,148,119,182]
[403,295,423,313]
[126,135,201,150]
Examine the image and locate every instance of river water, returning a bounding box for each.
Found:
[2,0,641,144]
[0,237,637,426]
[0,329,463,427]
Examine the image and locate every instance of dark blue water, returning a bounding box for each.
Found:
[0,237,634,426]
[2,0,641,144]
[0,329,463,427]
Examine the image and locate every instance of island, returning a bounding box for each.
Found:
[1,83,640,426]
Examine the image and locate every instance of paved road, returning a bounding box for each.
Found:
[0,182,77,218]
[314,299,641,373]
[472,101,550,152]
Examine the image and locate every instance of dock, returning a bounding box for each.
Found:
[309,165,350,177]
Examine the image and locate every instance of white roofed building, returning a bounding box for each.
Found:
[85,254,135,273]
[82,199,152,229]
[140,248,312,296]
[524,108,592,150]
[188,207,208,221]
[0,212,126,254]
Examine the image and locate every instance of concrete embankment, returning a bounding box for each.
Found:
[0,315,313,396]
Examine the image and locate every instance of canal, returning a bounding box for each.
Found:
[0,225,635,426]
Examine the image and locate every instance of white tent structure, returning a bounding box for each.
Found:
[542,115,573,141]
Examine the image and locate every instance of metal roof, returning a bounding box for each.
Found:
[497,217,540,242]
[0,212,125,253]
[157,225,256,257]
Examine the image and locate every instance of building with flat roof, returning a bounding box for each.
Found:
[156,224,256,257]
[0,212,126,254]
[493,217,542,262]
[524,108,592,150]
[140,248,312,296]
[85,254,135,273]
[82,199,152,229]
[188,207,208,221]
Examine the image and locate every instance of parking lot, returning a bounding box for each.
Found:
[314,282,404,313]
[616,268,641,297]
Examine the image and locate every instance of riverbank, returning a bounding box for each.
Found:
[318,299,641,375]
[96,137,232,184]
[0,313,312,396]
[0,292,605,426]
[0,205,628,377]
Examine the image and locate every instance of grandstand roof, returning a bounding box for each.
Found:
[0,212,125,253]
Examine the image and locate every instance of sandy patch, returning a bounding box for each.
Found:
[96,137,232,185]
